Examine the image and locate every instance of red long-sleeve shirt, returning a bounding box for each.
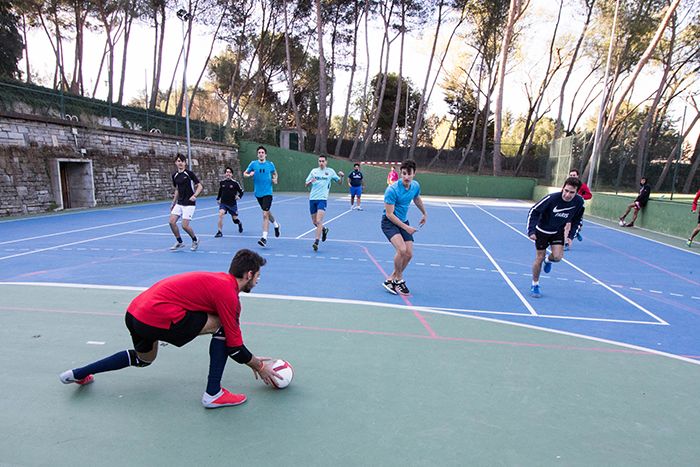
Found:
[128,272,243,348]
[692,189,700,212]
[578,182,592,200]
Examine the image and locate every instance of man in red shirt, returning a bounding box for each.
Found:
[688,188,700,247]
[60,249,281,408]
[564,169,592,249]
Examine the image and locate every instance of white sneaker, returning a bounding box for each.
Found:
[191,240,199,251]
[170,241,185,250]
[59,369,94,385]
[356,206,363,211]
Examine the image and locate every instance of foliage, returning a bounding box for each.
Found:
[0,2,24,80]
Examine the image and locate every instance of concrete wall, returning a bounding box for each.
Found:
[532,185,697,239]
[239,140,536,199]
[0,112,240,216]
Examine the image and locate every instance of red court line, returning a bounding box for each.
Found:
[360,245,438,337]
[3,305,698,359]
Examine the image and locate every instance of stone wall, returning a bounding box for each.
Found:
[0,112,240,216]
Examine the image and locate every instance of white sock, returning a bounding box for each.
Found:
[274,221,280,228]
[532,281,539,286]
[262,231,268,239]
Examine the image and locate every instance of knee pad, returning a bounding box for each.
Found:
[213,326,226,340]
[128,349,152,367]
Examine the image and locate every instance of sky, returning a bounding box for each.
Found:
[20,0,698,140]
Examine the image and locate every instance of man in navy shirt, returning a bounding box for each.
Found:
[169,154,202,251]
[347,163,364,210]
[618,177,651,228]
[527,177,584,298]
[215,166,245,238]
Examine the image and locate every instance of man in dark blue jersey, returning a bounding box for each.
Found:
[527,177,584,298]
[215,167,245,238]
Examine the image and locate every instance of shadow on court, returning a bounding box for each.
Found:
[2,284,699,466]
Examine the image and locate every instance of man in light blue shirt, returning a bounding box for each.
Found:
[243,146,281,247]
[381,160,427,295]
[304,155,345,251]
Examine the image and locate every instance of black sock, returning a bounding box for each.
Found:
[206,331,228,396]
[233,219,240,224]
[176,237,183,243]
[72,350,132,380]
[191,236,198,242]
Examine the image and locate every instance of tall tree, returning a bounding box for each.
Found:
[0,3,24,79]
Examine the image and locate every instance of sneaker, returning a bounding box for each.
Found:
[170,241,185,251]
[322,227,329,242]
[351,205,357,210]
[312,241,319,251]
[543,259,552,274]
[382,279,397,295]
[564,244,570,251]
[201,388,247,409]
[59,370,94,386]
[530,285,542,298]
[356,207,363,211]
[618,218,625,226]
[687,239,692,247]
[214,231,223,238]
[191,240,199,251]
[576,232,583,241]
[238,222,243,234]
[393,280,410,295]
[274,224,281,237]
[624,222,634,228]
[257,237,267,247]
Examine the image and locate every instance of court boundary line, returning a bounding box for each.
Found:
[446,202,538,316]
[295,208,354,239]
[469,203,669,325]
[3,281,697,366]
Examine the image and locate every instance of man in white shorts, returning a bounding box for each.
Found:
[169,154,203,251]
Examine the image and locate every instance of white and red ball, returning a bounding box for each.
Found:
[270,359,293,389]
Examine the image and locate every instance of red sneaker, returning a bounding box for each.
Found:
[59,370,94,385]
[201,388,247,408]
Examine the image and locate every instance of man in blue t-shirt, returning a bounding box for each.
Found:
[381,160,427,296]
[347,163,364,210]
[243,146,281,247]
[527,177,584,298]
[304,155,345,251]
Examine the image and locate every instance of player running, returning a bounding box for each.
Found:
[687,187,700,247]
[243,146,281,247]
[215,166,244,238]
[565,168,592,249]
[304,155,344,251]
[527,177,584,298]
[169,154,202,251]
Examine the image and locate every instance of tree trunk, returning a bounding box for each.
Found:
[283,0,305,150]
[314,0,329,154]
[21,14,31,83]
[149,4,166,110]
[118,2,135,105]
[334,0,361,158]
[654,112,700,191]
[682,133,700,193]
[384,5,406,162]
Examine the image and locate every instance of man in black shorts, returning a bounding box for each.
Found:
[618,177,651,227]
[59,249,282,408]
[243,146,280,247]
[527,177,584,298]
[215,166,244,237]
[169,154,202,251]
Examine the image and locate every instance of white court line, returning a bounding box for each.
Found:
[2,282,698,366]
[471,203,669,325]
[295,208,354,239]
[447,202,538,316]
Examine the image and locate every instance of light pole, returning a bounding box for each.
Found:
[177,8,192,170]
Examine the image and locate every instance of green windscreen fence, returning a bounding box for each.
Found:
[549,136,573,187]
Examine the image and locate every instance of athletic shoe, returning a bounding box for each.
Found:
[393,280,410,295]
[191,240,199,251]
[257,237,267,247]
[238,222,243,233]
[170,241,185,251]
[624,222,634,228]
[312,241,319,251]
[576,232,583,241]
[201,388,247,408]
[530,285,542,298]
[214,231,223,238]
[618,218,625,226]
[356,207,363,211]
[382,279,397,295]
[564,244,570,251]
[322,227,329,242]
[543,259,552,274]
[687,239,692,247]
[274,224,281,237]
[351,205,357,210]
[59,370,94,386]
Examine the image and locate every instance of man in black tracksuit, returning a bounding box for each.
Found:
[215,167,245,238]
[527,177,584,298]
[618,177,651,227]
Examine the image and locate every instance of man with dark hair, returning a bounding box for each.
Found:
[304,155,344,251]
[565,168,592,248]
[244,146,281,247]
[381,160,427,295]
[169,154,203,251]
[348,163,364,210]
[527,177,584,298]
[618,177,651,227]
[59,249,282,408]
[215,166,244,238]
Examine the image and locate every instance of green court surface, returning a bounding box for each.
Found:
[2,284,699,466]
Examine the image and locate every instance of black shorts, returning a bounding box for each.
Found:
[256,195,273,211]
[534,229,565,251]
[381,215,414,242]
[125,311,208,353]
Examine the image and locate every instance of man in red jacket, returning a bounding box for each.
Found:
[565,169,592,249]
[59,249,282,408]
[688,188,700,247]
